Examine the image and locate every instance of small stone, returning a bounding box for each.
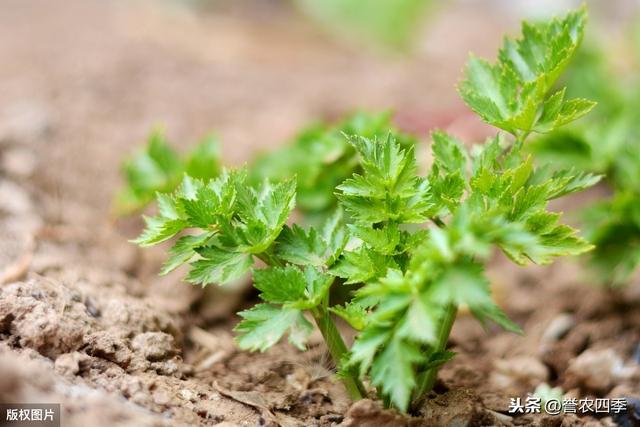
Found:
[491,356,549,391]
[632,342,640,364]
[179,388,196,402]
[541,313,574,343]
[152,388,173,406]
[54,352,89,376]
[83,331,132,368]
[566,349,634,393]
[131,332,176,362]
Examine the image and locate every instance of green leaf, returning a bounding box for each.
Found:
[253,266,307,304]
[348,223,400,255]
[337,135,431,224]
[329,247,394,284]
[329,302,368,330]
[459,8,589,135]
[471,303,523,334]
[251,111,416,215]
[431,131,468,176]
[397,294,438,343]
[235,304,313,352]
[422,350,456,371]
[161,232,213,275]
[134,214,188,247]
[187,246,253,286]
[276,225,327,266]
[430,260,492,308]
[370,337,424,412]
[348,325,391,376]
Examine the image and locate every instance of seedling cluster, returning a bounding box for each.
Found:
[133,8,599,411]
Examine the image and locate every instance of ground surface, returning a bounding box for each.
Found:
[1,1,639,426]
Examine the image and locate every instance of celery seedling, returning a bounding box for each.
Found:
[135,7,598,412]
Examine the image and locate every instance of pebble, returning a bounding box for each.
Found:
[632,342,640,364]
[566,349,634,393]
[131,332,176,361]
[491,356,549,390]
[541,313,575,343]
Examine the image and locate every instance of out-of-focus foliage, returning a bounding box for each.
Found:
[115,130,220,215]
[117,113,413,223]
[294,0,433,50]
[530,23,640,286]
[251,112,416,220]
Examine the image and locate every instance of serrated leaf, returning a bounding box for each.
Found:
[337,135,431,225]
[276,225,327,266]
[459,8,589,135]
[348,223,400,255]
[161,232,213,275]
[253,266,307,304]
[348,325,391,377]
[329,302,368,331]
[370,337,424,412]
[235,304,313,352]
[329,247,393,284]
[187,246,252,286]
[397,294,438,343]
[431,131,468,176]
[430,261,492,307]
[133,215,188,247]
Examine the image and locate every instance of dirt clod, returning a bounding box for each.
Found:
[491,356,549,394]
[565,349,633,393]
[132,332,177,362]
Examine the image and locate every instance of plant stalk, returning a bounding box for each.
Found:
[311,308,366,400]
[411,303,458,410]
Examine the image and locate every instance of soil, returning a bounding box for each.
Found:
[1,1,639,426]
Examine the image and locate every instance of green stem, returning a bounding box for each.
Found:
[411,303,458,410]
[431,216,446,228]
[311,307,366,400]
[258,248,365,400]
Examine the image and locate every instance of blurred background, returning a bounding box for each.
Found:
[0,0,638,228]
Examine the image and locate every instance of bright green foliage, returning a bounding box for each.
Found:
[235,304,313,351]
[530,26,640,286]
[338,132,594,410]
[116,130,220,215]
[251,112,416,218]
[135,7,595,413]
[134,170,296,286]
[459,7,595,136]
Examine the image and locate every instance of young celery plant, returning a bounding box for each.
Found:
[134,7,599,412]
